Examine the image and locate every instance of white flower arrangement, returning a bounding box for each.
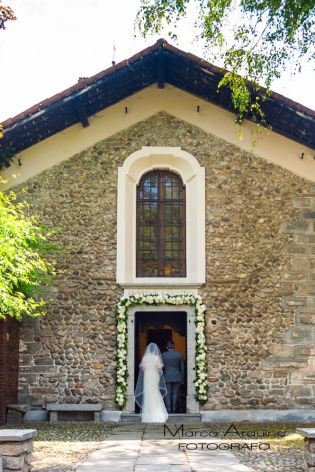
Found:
[114,293,209,408]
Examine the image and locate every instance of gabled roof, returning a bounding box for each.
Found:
[1,38,314,168]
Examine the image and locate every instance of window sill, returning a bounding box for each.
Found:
[118,278,204,289]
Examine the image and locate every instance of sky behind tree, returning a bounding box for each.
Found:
[0,0,314,122]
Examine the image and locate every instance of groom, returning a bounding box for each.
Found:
[162,340,185,414]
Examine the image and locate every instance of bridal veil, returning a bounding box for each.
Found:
[135,342,167,409]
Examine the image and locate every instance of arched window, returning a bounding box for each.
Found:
[116,146,205,286]
[136,170,186,277]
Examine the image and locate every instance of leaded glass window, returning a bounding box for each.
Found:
[136,170,186,277]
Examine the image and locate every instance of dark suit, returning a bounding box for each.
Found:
[162,349,184,413]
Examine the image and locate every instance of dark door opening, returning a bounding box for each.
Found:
[0,318,20,424]
[147,328,172,353]
[135,311,187,413]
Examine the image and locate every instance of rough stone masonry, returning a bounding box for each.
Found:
[0,429,36,472]
[15,112,315,411]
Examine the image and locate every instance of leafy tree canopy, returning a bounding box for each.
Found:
[136,0,315,126]
[0,1,16,139]
[0,4,56,321]
[0,180,57,320]
[0,3,56,321]
[0,0,16,31]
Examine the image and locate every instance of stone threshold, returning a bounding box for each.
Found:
[121,413,201,423]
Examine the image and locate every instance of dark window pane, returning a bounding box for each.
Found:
[142,226,150,238]
[137,170,186,277]
[139,241,155,251]
[164,186,172,200]
[165,225,180,240]
[139,251,157,261]
[164,204,173,222]
[143,180,151,198]
[139,261,158,276]
[165,241,172,251]
[172,186,180,199]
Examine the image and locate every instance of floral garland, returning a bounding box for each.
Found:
[114,293,208,408]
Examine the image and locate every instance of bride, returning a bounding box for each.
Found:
[135,343,168,423]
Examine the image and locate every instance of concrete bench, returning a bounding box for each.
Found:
[0,429,36,472]
[296,428,315,471]
[6,404,30,424]
[46,403,102,423]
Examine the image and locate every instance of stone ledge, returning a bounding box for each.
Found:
[6,405,30,413]
[201,409,315,423]
[296,428,315,438]
[101,410,122,422]
[0,430,37,442]
[7,404,32,425]
[46,403,102,411]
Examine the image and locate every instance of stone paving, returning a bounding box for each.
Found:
[76,423,252,472]
[1,421,307,471]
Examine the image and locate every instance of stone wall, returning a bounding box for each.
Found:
[199,157,314,410]
[15,111,314,410]
[303,436,315,471]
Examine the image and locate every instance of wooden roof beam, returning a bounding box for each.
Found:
[74,97,89,128]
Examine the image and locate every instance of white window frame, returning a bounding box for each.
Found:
[116,146,205,287]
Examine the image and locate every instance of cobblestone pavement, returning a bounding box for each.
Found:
[234,447,304,472]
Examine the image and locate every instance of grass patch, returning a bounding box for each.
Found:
[1,421,314,446]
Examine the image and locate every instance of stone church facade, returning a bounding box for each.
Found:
[1,40,315,420]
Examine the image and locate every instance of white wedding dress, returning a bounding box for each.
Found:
[135,343,168,423]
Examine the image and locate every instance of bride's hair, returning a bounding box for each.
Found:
[147,342,159,352]
[166,340,175,350]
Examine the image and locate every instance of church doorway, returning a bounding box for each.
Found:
[134,311,187,413]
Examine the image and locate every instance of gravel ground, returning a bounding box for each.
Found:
[200,423,309,472]
[234,446,304,472]
[32,423,115,472]
[1,422,115,472]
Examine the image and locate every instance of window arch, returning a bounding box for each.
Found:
[136,170,186,277]
[116,146,205,286]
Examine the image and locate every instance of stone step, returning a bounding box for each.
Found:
[121,413,201,423]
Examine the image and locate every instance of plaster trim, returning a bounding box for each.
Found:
[116,146,205,286]
[2,86,314,190]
